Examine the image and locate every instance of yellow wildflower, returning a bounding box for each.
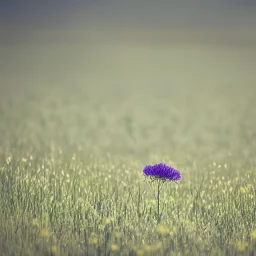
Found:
[111,244,119,251]
[236,240,248,252]
[136,249,144,256]
[51,246,60,256]
[40,228,51,237]
[251,230,256,240]
[157,224,169,234]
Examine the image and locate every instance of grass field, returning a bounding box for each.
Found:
[1,31,256,255]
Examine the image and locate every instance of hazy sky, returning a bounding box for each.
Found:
[1,0,256,30]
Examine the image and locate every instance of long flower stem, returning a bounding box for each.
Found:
[157,180,161,223]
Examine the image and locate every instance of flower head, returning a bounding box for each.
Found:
[143,162,181,182]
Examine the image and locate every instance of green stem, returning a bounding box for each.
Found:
[157,180,161,223]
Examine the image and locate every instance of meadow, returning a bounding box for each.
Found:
[0,30,256,255]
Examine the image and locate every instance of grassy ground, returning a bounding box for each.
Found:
[0,32,256,255]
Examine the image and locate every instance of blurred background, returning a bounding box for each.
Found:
[0,1,256,165]
[1,0,256,44]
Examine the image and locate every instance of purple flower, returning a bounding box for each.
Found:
[143,163,181,181]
